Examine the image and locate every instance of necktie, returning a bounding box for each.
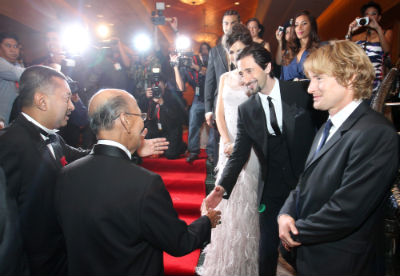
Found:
[267,96,281,136]
[315,119,333,155]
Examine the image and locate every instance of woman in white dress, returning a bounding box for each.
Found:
[197,24,260,276]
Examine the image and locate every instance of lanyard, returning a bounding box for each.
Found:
[187,55,199,85]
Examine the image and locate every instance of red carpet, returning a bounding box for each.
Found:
[141,150,208,276]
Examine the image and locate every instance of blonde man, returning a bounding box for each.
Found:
[278,40,398,275]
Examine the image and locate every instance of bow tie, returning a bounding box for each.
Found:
[36,126,58,145]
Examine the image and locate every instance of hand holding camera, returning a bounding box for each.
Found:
[275,26,284,42]
[145,87,153,99]
[356,17,370,27]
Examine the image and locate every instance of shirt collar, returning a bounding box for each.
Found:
[258,78,280,100]
[22,112,58,135]
[97,140,132,159]
[329,100,362,129]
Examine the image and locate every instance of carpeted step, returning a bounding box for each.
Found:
[141,150,207,276]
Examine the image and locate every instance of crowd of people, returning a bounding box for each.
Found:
[0,1,398,275]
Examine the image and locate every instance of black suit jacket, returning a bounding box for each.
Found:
[219,80,322,201]
[55,144,211,275]
[0,114,87,275]
[280,102,399,275]
[204,43,229,114]
[0,166,28,275]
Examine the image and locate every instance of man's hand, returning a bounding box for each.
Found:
[145,88,153,99]
[205,186,225,209]
[167,17,178,33]
[152,97,164,105]
[278,214,301,250]
[205,112,213,127]
[170,53,179,65]
[199,66,207,76]
[137,128,169,157]
[205,208,221,228]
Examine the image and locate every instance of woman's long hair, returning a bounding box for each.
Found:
[283,10,320,66]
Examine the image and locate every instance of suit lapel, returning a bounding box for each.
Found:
[16,115,62,169]
[304,102,369,170]
[216,44,228,72]
[91,144,131,161]
[280,81,296,150]
[253,94,269,157]
[305,126,323,167]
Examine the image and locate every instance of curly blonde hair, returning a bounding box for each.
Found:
[304,40,375,100]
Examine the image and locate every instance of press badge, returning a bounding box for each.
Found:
[158,123,162,130]
[195,86,200,96]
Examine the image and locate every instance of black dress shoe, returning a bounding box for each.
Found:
[186,153,199,163]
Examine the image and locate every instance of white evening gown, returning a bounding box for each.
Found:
[197,69,260,276]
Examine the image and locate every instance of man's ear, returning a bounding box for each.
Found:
[34,92,48,111]
[264,62,272,75]
[119,113,131,134]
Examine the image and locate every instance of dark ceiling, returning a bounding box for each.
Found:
[0,0,334,54]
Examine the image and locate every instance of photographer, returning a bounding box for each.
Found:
[139,71,187,159]
[346,1,393,100]
[28,29,94,147]
[171,42,212,163]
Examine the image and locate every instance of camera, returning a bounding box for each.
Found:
[151,67,162,98]
[278,26,284,34]
[356,17,369,27]
[178,52,193,68]
[151,2,165,26]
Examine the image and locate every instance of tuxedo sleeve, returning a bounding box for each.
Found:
[294,125,398,245]
[218,106,252,198]
[204,49,216,114]
[59,136,89,162]
[279,187,299,218]
[140,174,211,256]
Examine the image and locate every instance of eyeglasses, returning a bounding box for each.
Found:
[124,112,147,121]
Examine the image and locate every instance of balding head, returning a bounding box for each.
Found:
[88,89,136,134]
[88,89,144,152]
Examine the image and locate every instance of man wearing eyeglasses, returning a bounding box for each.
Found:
[0,32,25,125]
[54,88,221,275]
[0,65,169,275]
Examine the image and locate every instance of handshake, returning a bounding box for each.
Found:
[202,186,225,228]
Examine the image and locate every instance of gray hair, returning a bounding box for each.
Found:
[89,94,129,135]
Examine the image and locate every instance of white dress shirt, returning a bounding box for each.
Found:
[22,112,58,159]
[258,78,283,135]
[316,100,362,149]
[97,140,132,159]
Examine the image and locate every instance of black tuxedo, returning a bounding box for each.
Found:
[204,43,229,166]
[280,102,399,275]
[55,144,212,275]
[204,43,228,114]
[218,80,322,275]
[0,166,28,275]
[0,114,87,275]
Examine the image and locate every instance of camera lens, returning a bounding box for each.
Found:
[359,18,367,26]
